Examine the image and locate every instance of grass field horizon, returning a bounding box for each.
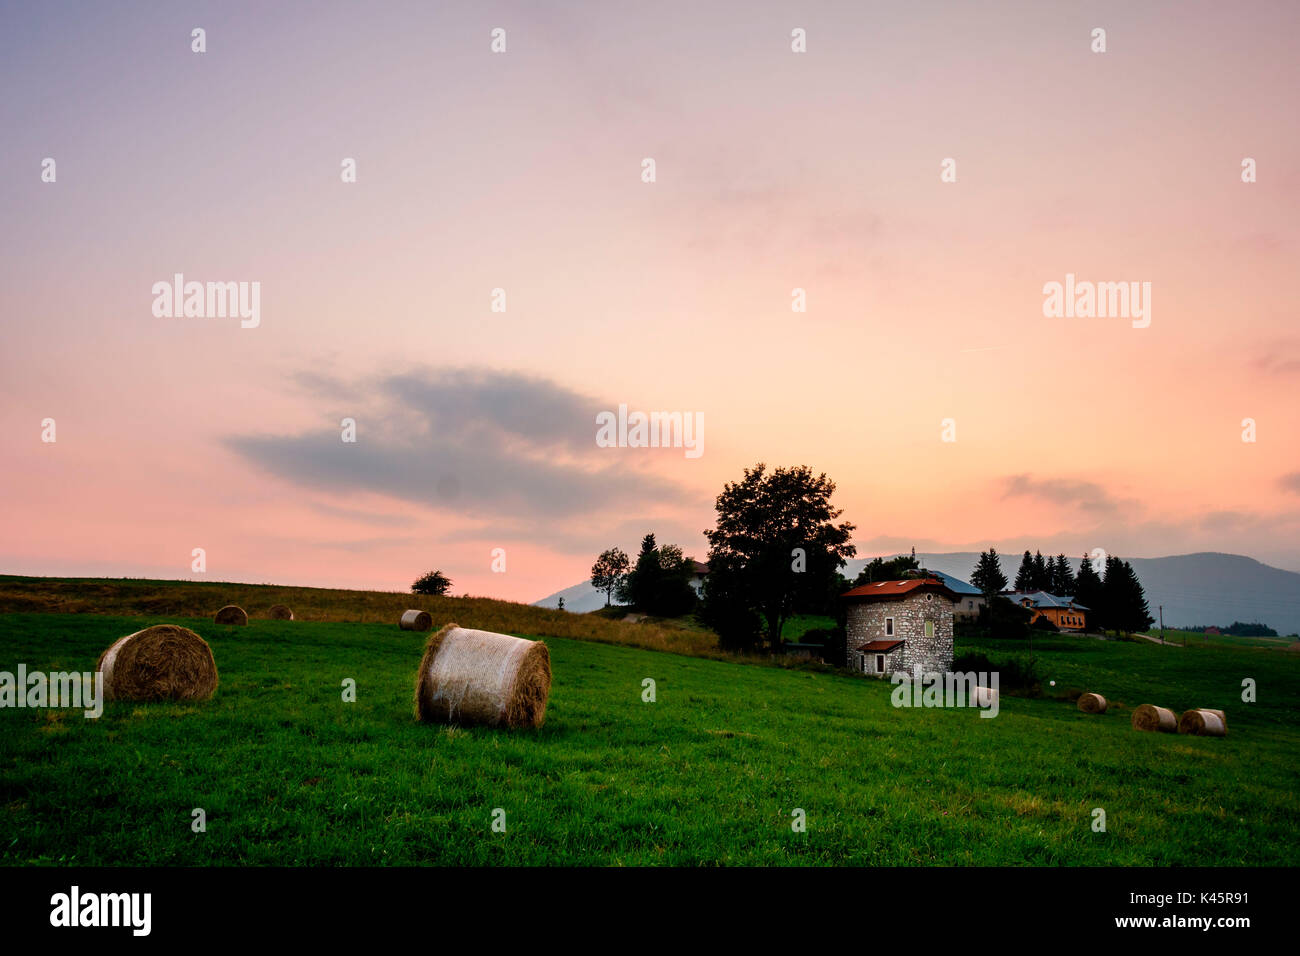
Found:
[2,578,1297,866]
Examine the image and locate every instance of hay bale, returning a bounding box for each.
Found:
[266,604,293,620]
[414,623,551,728]
[1131,704,1177,733]
[1178,708,1227,736]
[1077,692,1108,714]
[95,625,218,701]
[214,605,248,626]
[400,609,433,631]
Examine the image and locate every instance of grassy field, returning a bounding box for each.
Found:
[0,574,719,658]
[1140,627,1297,650]
[3,605,1298,865]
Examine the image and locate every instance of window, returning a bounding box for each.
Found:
[925,620,935,639]
[885,617,894,636]
[968,601,974,609]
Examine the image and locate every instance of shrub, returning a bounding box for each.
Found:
[411,570,452,596]
[799,627,845,667]
[952,651,1042,694]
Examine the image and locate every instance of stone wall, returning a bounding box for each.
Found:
[846,591,954,675]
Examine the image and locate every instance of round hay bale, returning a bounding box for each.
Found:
[414,623,551,729]
[1131,703,1177,733]
[95,625,218,702]
[266,604,294,620]
[214,605,248,626]
[1178,708,1227,736]
[1077,692,1108,714]
[400,609,433,631]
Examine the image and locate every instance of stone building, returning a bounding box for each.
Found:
[842,575,959,676]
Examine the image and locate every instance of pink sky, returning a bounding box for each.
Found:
[2,0,1298,600]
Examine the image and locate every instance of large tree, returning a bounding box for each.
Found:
[650,543,699,617]
[621,534,663,611]
[970,548,1008,599]
[1014,550,1036,591]
[618,536,698,616]
[701,463,856,651]
[1053,553,1076,595]
[1074,553,1104,627]
[590,547,630,607]
[1102,556,1154,634]
[1032,550,1049,590]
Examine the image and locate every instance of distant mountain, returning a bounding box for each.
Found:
[534,551,1300,636]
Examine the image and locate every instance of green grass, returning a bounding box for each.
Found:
[3,611,1297,865]
[1140,627,1296,650]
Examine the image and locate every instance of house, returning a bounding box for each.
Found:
[1003,591,1088,631]
[688,560,708,596]
[927,570,986,621]
[842,574,959,676]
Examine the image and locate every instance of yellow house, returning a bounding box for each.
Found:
[1005,591,1089,631]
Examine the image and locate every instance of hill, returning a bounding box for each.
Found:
[0,574,718,659]
[535,551,1300,635]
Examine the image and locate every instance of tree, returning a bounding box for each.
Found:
[1032,550,1048,590]
[853,553,919,586]
[970,548,1008,599]
[618,535,698,616]
[411,570,452,595]
[1053,553,1076,595]
[977,594,1034,640]
[620,535,663,611]
[1014,550,1035,591]
[590,547,630,607]
[557,596,565,611]
[702,463,856,652]
[651,543,699,618]
[1102,557,1153,634]
[1074,553,1103,628]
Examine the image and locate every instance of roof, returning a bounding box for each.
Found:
[927,570,981,595]
[857,639,905,652]
[689,560,709,575]
[842,576,961,603]
[1004,591,1089,611]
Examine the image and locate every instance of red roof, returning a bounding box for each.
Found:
[842,576,959,603]
[857,639,905,652]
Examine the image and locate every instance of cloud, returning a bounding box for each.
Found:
[1280,472,1300,495]
[227,367,697,521]
[1000,474,1128,517]
[1249,339,1300,377]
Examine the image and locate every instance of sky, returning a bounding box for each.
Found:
[2,0,1298,602]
